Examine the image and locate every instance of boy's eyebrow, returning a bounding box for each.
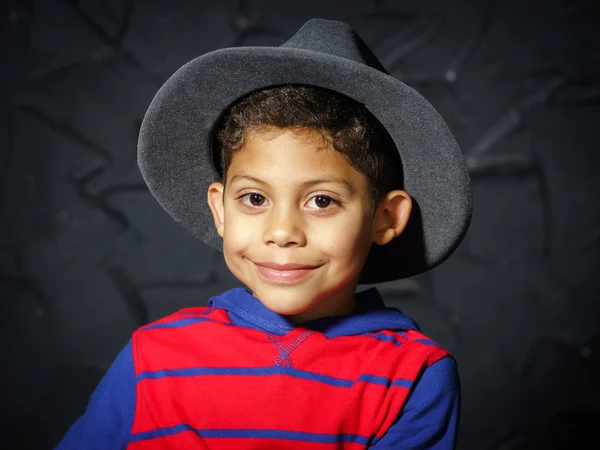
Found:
[229,173,354,192]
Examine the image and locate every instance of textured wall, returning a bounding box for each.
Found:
[1,1,599,449]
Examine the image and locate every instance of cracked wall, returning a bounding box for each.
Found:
[1,1,599,449]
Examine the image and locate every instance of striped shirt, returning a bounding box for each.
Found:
[55,287,460,449]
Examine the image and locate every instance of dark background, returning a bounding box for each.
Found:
[2,1,599,449]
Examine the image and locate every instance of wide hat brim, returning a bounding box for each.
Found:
[138,19,472,284]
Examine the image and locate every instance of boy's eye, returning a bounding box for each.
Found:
[309,195,334,209]
[247,193,266,206]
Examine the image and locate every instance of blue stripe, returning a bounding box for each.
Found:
[358,373,391,386]
[138,366,413,390]
[364,332,403,346]
[142,317,229,330]
[137,366,354,387]
[365,332,441,349]
[178,308,215,317]
[415,338,441,348]
[358,374,413,389]
[391,378,413,388]
[130,424,371,445]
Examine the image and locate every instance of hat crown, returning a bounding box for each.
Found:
[280,18,388,73]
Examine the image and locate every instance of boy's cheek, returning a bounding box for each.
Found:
[223,218,259,249]
[310,220,369,248]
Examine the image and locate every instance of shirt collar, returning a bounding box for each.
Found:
[208,287,420,338]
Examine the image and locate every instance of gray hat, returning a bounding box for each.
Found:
[137,18,472,284]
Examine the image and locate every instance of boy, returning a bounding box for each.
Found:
[56,18,472,449]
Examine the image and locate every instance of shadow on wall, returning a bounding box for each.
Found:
[15,366,105,450]
[496,329,600,450]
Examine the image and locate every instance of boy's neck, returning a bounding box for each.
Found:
[287,288,358,325]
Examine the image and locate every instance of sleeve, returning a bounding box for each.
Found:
[371,356,461,449]
[54,338,136,450]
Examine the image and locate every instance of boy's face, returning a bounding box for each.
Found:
[208,128,411,323]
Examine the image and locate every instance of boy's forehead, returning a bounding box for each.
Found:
[227,129,365,185]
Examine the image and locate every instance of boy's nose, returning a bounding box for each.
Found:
[263,206,306,248]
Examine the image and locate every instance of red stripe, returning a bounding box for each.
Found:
[133,373,411,435]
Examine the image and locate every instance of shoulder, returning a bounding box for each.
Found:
[131,306,234,370]
[372,355,461,449]
[362,328,451,368]
[133,305,232,337]
[54,339,137,449]
[402,328,452,364]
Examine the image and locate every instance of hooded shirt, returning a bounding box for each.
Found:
[55,287,460,449]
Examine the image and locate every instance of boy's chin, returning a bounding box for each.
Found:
[252,288,318,316]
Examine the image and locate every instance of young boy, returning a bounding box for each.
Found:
[55,18,472,449]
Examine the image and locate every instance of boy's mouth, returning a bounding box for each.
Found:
[253,261,322,283]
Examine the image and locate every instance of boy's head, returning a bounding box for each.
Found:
[207,85,413,323]
[137,18,472,291]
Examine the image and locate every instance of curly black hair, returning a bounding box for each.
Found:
[215,85,400,216]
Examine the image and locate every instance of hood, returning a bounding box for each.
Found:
[208,287,420,338]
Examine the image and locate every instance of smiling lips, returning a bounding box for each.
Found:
[254,261,321,283]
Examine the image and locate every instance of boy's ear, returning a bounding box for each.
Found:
[372,190,412,246]
[207,182,225,238]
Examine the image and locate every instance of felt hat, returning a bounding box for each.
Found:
[138,18,473,284]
